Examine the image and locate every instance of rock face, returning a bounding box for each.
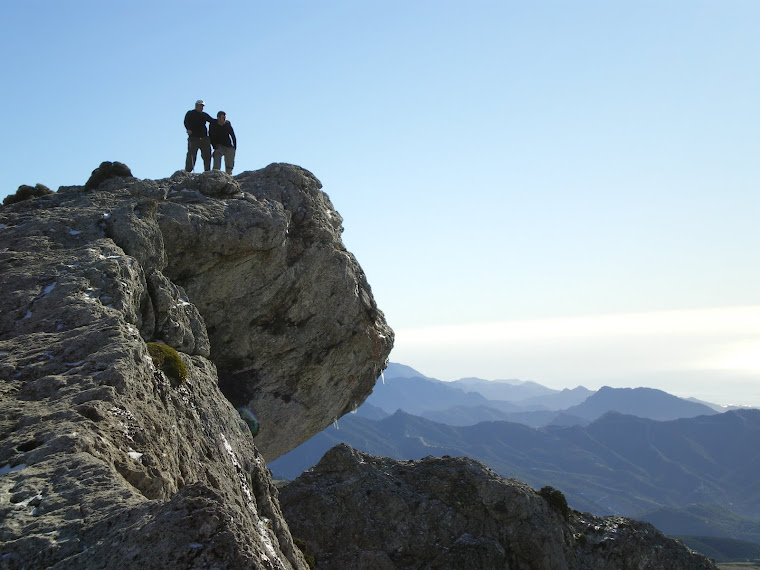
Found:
[0,164,392,568]
[280,444,717,570]
[159,166,393,461]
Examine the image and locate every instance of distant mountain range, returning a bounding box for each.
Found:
[269,362,760,545]
[362,362,720,427]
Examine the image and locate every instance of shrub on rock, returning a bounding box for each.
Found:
[3,183,53,206]
[84,161,133,190]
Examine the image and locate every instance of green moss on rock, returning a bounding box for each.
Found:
[147,342,188,384]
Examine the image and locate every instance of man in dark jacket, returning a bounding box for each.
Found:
[209,111,237,174]
[184,100,215,172]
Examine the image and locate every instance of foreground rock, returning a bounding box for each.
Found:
[0,164,391,568]
[280,444,717,570]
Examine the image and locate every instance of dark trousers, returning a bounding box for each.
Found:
[185,136,211,172]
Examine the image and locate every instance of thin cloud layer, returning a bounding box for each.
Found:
[391,306,760,406]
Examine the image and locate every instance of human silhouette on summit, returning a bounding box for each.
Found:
[210,111,237,174]
[184,99,215,172]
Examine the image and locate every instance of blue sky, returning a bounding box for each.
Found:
[3,1,759,405]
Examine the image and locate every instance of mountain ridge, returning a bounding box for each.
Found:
[363,362,728,428]
[270,407,760,539]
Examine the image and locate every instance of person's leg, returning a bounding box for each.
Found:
[200,137,212,171]
[212,147,222,170]
[185,137,198,171]
[225,147,236,174]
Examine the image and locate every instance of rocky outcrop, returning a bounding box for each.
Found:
[158,166,392,460]
[0,164,392,568]
[280,444,717,570]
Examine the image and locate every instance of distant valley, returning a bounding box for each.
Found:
[270,362,760,546]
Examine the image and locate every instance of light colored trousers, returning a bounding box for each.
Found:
[213,146,236,174]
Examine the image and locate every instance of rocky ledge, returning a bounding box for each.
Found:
[280,444,717,569]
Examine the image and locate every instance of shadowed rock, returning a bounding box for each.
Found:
[280,444,718,570]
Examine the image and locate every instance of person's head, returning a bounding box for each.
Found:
[195,99,205,112]
[217,111,227,124]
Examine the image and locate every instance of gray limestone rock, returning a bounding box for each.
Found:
[0,163,392,568]
[279,444,718,570]
[157,165,393,461]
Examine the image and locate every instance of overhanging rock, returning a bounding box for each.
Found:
[157,164,394,460]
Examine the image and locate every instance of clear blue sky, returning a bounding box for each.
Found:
[3,1,759,405]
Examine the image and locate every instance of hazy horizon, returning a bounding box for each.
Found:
[391,305,760,408]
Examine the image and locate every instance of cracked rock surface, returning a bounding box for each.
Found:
[280,444,717,570]
[0,164,392,569]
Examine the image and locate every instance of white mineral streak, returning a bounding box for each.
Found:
[220,433,254,509]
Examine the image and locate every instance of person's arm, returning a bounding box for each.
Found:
[209,122,218,148]
[229,124,237,148]
[184,111,192,135]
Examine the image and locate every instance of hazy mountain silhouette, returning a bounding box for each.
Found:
[363,375,490,416]
[364,363,719,427]
[269,408,760,538]
[563,386,718,421]
[420,404,521,426]
[354,402,389,420]
[517,386,595,410]
[451,376,556,401]
[686,397,747,413]
[382,362,430,379]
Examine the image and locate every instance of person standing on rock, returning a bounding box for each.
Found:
[209,111,237,174]
[184,99,215,172]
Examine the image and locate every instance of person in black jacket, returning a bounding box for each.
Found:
[209,111,237,174]
[184,100,215,172]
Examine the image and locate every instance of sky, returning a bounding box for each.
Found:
[2,1,759,406]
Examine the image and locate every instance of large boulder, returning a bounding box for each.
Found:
[157,164,393,460]
[280,444,717,570]
[0,163,392,568]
